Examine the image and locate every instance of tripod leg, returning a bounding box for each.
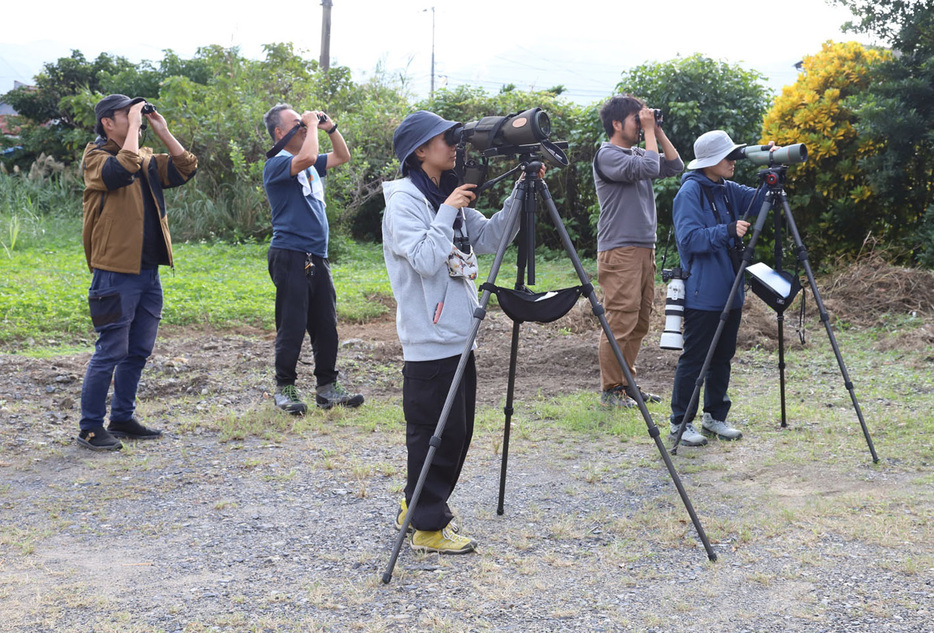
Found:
[780,196,879,463]
[778,313,787,427]
[497,320,521,515]
[381,180,526,584]
[535,179,718,562]
[672,193,776,450]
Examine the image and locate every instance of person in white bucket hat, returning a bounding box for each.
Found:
[668,130,778,447]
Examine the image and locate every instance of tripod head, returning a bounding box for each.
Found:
[455,141,568,194]
[757,165,788,190]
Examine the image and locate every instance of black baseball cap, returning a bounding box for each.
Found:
[94,94,146,137]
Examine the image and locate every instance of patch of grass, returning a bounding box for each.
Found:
[0,525,53,555]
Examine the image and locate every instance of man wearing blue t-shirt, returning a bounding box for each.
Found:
[262,104,363,413]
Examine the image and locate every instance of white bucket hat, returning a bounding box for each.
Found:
[687,130,746,170]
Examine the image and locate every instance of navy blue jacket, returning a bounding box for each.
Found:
[673,171,767,311]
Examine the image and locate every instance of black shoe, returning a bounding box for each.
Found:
[315,382,364,409]
[77,427,123,451]
[275,384,308,415]
[108,418,163,440]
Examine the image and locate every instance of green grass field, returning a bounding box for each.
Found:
[0,215,596,350]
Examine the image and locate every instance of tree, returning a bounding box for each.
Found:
[832,0,934,264]
[614,55,773,231]
[0,49,211,166]
[760,41,891,263]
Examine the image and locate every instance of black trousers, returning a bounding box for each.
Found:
[267,247,339,388]
[403,352,476,531]
[670,307,742,425]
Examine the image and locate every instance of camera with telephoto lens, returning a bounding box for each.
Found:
[446,107,570,188]
[660,267,689,351]
[141,103,156,115]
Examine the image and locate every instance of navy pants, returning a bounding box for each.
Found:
[670,307,742,425]
[403,353,476,531]
[267,247,339,388]
[80,268,162,431]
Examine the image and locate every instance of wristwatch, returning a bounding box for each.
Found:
[327,123,338,135]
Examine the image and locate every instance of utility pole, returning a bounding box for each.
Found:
[320,0,333,71]
[424,6,435,100]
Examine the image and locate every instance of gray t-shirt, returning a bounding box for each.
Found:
[593,142,684,252]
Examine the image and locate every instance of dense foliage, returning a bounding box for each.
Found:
[761,41,891,261]
[833,0,934,265]
[4,15,934,268]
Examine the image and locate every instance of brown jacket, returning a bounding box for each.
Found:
[81,138,198,274]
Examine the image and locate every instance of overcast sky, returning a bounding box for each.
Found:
[1,0,877,104]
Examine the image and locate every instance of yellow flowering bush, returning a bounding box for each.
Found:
[760,41,892,260]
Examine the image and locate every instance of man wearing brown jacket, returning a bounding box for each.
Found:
[77,94,197,451]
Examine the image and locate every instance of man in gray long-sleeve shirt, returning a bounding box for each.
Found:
[593,94,683,408]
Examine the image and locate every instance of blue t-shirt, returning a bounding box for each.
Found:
[263,152,329,257]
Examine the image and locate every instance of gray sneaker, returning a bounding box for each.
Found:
[316,382,364,409]
[701,413,743,440]
[600,386,636,409]
[669,421,708,447]
[275,384,307,415]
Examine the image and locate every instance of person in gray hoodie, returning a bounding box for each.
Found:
[382,110,526,554]
[669,130,773,447]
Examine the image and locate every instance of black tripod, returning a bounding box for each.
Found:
[670,166,879,463]
[382,154,717,585]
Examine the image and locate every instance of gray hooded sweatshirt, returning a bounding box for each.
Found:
[381,177,518,362]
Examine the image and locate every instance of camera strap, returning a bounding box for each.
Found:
[702,187,743,252]
[265,122,304,159]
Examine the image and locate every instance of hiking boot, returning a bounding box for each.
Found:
[395,498,458,534]
[76,427,123,452]
[275,384,307,415]
[669,421,708,447]
[701,413,743,440]
[626,386,662,404]
[410,526,477,555]
[600,386,636,409]
[108,417,163,440]
[316,382,364,410]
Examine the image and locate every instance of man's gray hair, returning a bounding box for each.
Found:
[263,103,293,141]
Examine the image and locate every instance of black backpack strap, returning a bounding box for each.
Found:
[592,145,621,183]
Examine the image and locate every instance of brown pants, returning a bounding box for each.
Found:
[597,246,655,392]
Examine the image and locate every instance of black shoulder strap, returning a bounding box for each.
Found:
[592,145,621,184]
[266,122,304,159]
[701,187,723,224]
[702,186,743,250]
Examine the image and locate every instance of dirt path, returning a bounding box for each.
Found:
[1,297,933,632]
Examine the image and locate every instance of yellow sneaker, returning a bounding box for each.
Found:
[395,498,459,533]
[396,498,413,533]
[410,526,477,555]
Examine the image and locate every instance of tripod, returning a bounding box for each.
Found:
[382,155,717,585]
[670,166,879,463]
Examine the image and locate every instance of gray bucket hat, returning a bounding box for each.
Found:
[393,110,459,174]
[687,130,745,170]
[94,94,146,137]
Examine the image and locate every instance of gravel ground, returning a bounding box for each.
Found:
[1,300,933,632]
